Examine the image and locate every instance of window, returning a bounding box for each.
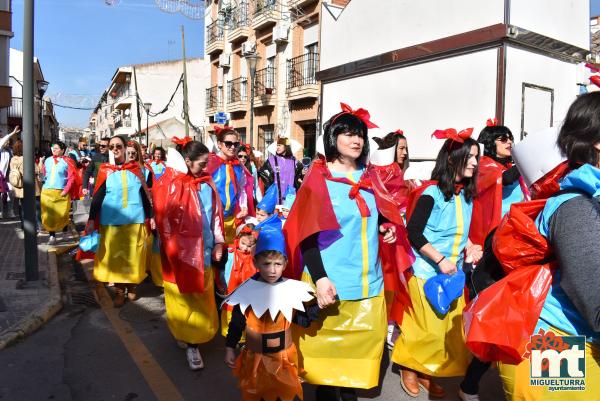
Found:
[258,124,274,155]
[266,56,276,89]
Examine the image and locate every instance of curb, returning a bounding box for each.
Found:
[0,245,70,349]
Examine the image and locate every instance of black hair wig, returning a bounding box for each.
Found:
[431,138,480,202]
[182,141,209,161]
[322,112,369,166]
[477,125,514,160]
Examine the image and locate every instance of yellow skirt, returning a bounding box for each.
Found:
[391,275,470,377]
[224,215,236,244]
[93,223,148,284]
[293,294,387,389]
[41,188,70,232]
[146,234,163,287]
[499,327,600,401]
[163,268,219,345]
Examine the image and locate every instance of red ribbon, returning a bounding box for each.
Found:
[335,102,379,129]
[52,155,63,164]
[171,136,192,146]
[127,140,137,147]
[486,118,498,127]
[214,125,234,136]
[590,75,600,88]
[325,173,372,217]
[431,127,473,143]
[394,129,404,136]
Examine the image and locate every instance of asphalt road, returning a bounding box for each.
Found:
[0,276,507,401]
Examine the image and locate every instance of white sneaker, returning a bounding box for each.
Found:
[458,389,480,401]
[48,235,56,245]
[186,346,204,370]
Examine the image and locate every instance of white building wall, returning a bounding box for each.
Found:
[321,49,498,160]
[320,0,505,70]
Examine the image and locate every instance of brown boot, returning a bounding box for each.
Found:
[113,284,126,308]
[417,374,446,398]
[400,368,420,397]
[126,284,138,301]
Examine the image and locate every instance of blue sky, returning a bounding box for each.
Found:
[9,1,600,128]
[10,0,204,127]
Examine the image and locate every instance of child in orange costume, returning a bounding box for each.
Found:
[223,215,320,401]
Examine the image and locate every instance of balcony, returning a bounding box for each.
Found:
[251,0,278,31]
[206,85,223,116]
[253,66,276,108]
[7,97,22,119]
[287,0,318,9]
[110,85,133,110]
[206,20,225,55]
[227,77,248,113]
[227,2,252,43]
[286,52,320,101]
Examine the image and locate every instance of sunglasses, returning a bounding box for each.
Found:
[109,144,124,150]
[99,145,108,148]
[495,135,513,144]
[222,141,240,149]
[238,155,248,159]
[126,151,137,156]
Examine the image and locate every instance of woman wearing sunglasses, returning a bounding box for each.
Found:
[86,135,154,307]
[470,120,527,248]
[207,127,254,243]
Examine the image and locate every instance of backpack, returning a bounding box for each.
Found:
[8,167,23,189]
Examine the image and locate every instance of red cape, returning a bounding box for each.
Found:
[93,162,145,196]
[463,162,570,364]
[153,169,224,294]
[283,158,414,288]
[207,153,255,218]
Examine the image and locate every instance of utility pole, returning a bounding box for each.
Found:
[22,0,39,281]
[181,25,190,137]
[133,66,142,139]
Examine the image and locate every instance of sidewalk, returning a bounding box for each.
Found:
[0,217,78,349]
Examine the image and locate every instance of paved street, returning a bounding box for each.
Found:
[0,249,506,401]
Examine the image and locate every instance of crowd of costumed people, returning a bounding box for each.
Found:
[11,93,590,401]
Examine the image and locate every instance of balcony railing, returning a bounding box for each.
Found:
[206,85,223,110]
[8,97,22,118]
[254,67,276,96]
[287,52,319,90]
[227,2,251,29]
[206,20,224,46]
[227,77,248,103]
[253,0,276,17]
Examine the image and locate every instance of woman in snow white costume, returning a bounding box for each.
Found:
[284,103,409,401]
[392,128,480,398]
[224,215,319,401]
[207,126,254,243]
[153,141,225,370]
[464,92,600,401]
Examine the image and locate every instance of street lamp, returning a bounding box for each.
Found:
[246,53,261,148]
[143,102,152,149]
[37,80,49,151]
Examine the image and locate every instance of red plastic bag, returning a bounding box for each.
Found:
[463,264,553,364]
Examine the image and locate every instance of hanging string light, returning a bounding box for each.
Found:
[154,0,204,20]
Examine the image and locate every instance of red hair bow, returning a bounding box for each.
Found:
[394,129,404,136]
[584,64,600,88]
[127,140,137,147]
[171,136,192,146]
[486,118,498,127]
[338,102,379,129]
[214,125,234,135]
[431,127,474,143]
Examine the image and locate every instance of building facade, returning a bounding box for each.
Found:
[90,58,208,149]
[204,0,322,157]
[0,0,13,136]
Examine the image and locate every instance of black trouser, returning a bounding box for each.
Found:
[460,357,491,395]
[316,385,357,401]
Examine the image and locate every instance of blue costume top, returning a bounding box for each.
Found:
[501,180,524,217]
[211,163,245,218]
[150,161,166,180]
[198,182,215,264]
[303,169,383,301]
[43,157,69,190]
[411,185,473,280]
[100,170,145,226]
[535,164,600,344]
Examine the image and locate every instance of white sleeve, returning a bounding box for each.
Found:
[213,213,225,244]
[237,170,248,209]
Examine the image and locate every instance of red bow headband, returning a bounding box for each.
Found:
[171,136,192,146]
[332,102,379,129]
[394,129,404,136]
[486,118,498,127]
[585,63,600,88]
[431,127,474,143]
[214,125,234,136]
[239,143,251,153]
[127,140,137,147]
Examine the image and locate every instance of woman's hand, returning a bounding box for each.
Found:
[379,224,396,244]
[315,277,337,309]
[149,218,156,231]
[212,243,224,262]
[438,257,457,275]
[236,208,248,219]
[465,243,483,264]
[224,347,237,369]
[85,219,95,234]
